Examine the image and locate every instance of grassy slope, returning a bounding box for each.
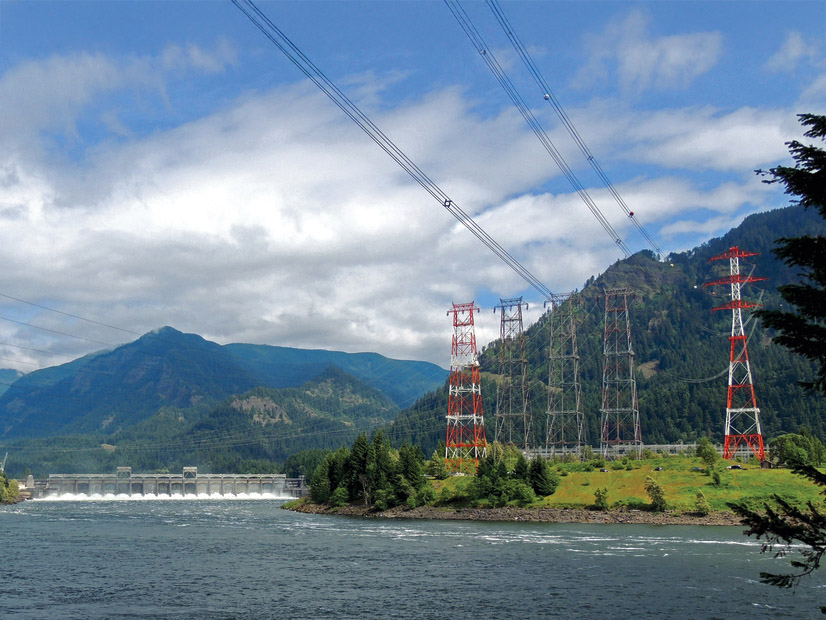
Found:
[432,457,824,513]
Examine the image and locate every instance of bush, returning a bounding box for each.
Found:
[329,485,349,508]
[594,487,609,510]
[695,490,711,516]
[644,476,667,512]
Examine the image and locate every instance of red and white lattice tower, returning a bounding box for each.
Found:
[705,246,767,461]
[599,288,642,458]
[445,302,487,472]
[494,297,531,451]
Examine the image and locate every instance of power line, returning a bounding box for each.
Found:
[231,0,556,300]
[484,0,662,257]
[444,0,631,258]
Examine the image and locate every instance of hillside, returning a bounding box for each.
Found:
[0,327,446,440]
[388,205,826,455]
[2,367,399,476]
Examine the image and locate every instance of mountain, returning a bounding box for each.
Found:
[0,327,446,440]
[388,205,826,456]
[0,369,24,398]
[224,343,447,409]
[4,367,400,476]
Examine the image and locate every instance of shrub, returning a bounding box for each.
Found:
[594,487,609,510]
[329,485,349,508]
[644,476,667,512]
[695,491,711,516]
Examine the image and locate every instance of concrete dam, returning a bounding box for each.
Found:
[37,467,307,498]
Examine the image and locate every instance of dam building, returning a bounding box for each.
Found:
[41,467,307,498]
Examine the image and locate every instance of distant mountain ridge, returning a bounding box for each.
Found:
[0,327,447,440]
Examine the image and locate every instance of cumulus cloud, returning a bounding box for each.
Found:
[575,10,722,95]
[0,32,803,372]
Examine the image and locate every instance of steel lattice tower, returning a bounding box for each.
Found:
[494,297,531,451]
[546,293,585,459]
[705,246,767,461]
[599,288,642,458]
[445,302,487,472]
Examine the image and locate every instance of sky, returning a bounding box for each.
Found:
[0,0,823,374]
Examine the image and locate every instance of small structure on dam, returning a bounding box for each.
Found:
[42,466,307,498]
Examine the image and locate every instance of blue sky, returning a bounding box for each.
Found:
[0,0,824,371]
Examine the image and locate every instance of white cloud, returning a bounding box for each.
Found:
[766,31,819,72]
[575,10,722,94]
[0,36,805,372]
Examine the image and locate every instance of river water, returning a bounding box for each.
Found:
[2,496,823,619]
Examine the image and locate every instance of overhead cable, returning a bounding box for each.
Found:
[484,0,661,257]
[231,0,555,300]
[444,0,630,259]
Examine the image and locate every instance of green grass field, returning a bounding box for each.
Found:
[431,456,825,512]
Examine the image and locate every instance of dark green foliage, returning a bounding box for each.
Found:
[307,431,426,511]
[512,453,529,482]
[399,443,426,491]
[772,431,826,467]
[470,455,536,507]
[528,457,559,496]
[644,476,667,512]
[755,114,826,397]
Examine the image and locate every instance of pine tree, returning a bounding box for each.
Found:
[756,114,826,396]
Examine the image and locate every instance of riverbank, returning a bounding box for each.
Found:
[285,499,743,525]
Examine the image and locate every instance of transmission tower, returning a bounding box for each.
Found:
[599,288,642,458]
[445,302,487,472]
[705,246,767,461]
[546,293,585,460]
[494,297,531,451]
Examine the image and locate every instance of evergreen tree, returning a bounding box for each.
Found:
[512,453,529,482]
[734,115,826,604]
[346,432,370,503]
[528,457,559,496]
[756,114,826,396]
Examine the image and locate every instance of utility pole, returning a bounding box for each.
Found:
[705,246,767,461]
[546,293,585,460]
[494,297,531,451]
[599,288,642,458]
[445,302,487,472]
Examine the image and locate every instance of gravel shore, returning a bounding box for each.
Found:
[285,501,744,526]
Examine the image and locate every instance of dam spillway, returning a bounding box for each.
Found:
[41,467,307,498]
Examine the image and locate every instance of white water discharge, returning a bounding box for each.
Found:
[35,492,293,501]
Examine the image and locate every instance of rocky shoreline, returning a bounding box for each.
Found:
[285,500,744,526]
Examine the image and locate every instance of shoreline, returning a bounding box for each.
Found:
[285,501,744,526]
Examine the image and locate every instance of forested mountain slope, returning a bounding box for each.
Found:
[388,205,826,455]
[3,367,399,476]
[0,327,445,440]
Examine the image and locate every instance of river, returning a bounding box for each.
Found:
[2,496,822,619]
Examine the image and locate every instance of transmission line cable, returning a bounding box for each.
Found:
[444,0,631,258]
[231,0,555,300]
[484,0,661,257]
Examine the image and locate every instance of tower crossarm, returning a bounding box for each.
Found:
[703,275,767,288]
[708,246,760,262]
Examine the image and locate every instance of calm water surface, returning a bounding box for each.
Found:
[2,497,823,619]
